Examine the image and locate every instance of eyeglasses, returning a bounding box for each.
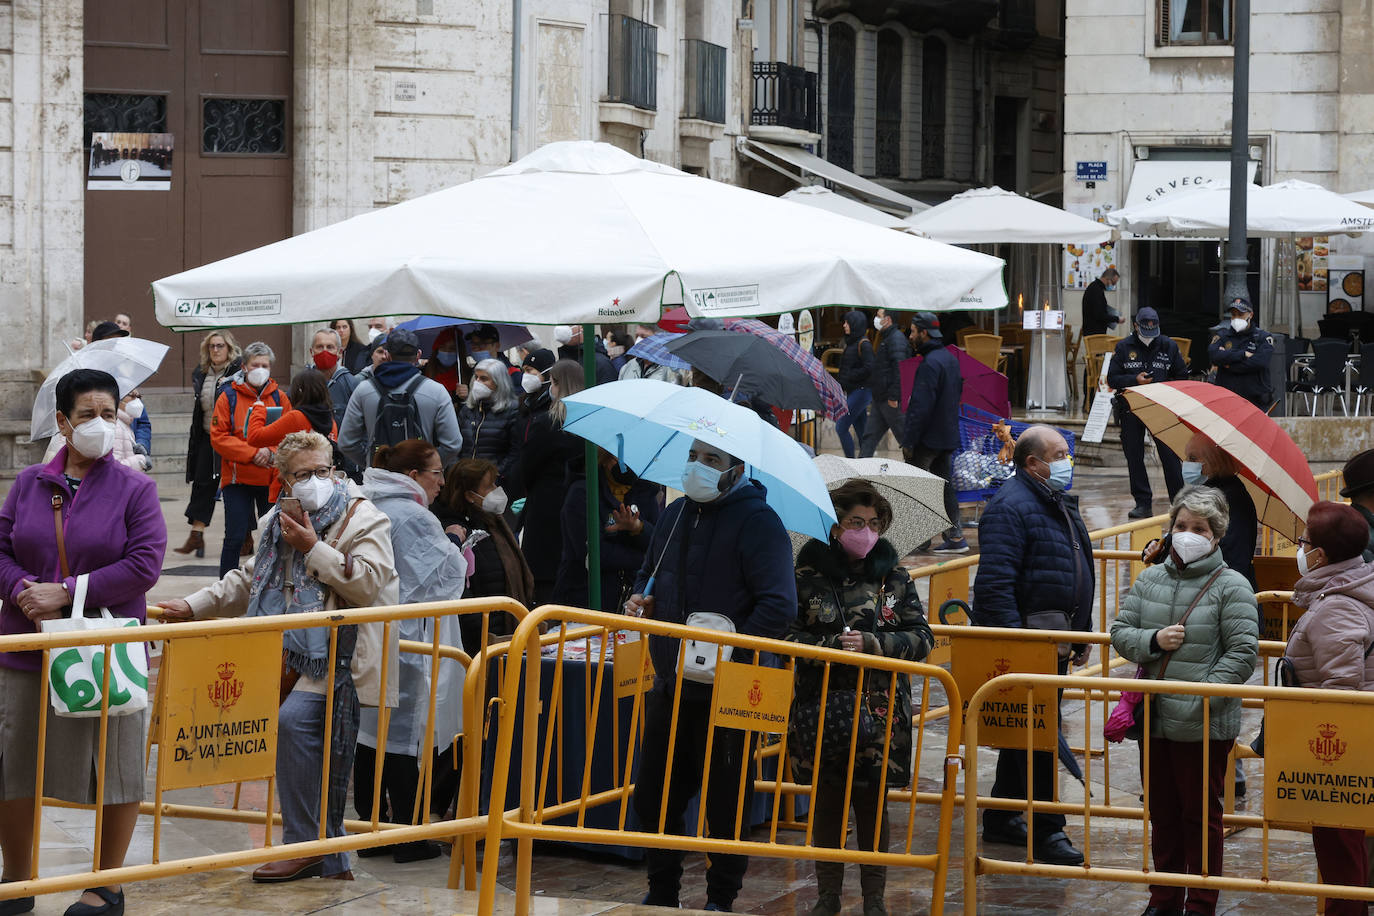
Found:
[208,342,228,349]
[840,516,883,532]
[288,466,334,483]
[417,467,444,478]
[1297,536,1313,548]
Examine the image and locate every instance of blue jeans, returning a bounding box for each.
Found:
[835,388,872,458]
[219,483,270,576]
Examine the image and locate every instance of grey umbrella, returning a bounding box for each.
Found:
[790,455,950,558]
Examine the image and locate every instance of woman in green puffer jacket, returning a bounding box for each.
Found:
[1111,485,1259,916]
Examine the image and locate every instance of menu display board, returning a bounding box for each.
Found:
[1063,204,1117,290]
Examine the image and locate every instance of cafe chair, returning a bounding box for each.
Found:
[1354,352,1374,416]
[963,333,1006,373]
[1290,337,1351,416]
[821,347,842,377]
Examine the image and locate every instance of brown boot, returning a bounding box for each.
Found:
[173,530,205,557]
[241,533,255,557]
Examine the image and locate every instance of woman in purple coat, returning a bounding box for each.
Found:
[0,369,167,916]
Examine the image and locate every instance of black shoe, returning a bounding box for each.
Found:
[392,840,441,863]
[981,815,1029,846]
[1032,831,1084,866]
[0,878,34,916]
[641,891,679,908]
[63,887,123,916]
[1235,778,1247,798]
[1141,908,1185,916]
[1127,504,1153,519]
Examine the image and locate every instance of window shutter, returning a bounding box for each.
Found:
[1158,0,1171,46]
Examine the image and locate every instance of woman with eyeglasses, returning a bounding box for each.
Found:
[158,431,399,884]
[355,439,469,858]
[175,330,241,559]
[785,480,933,916]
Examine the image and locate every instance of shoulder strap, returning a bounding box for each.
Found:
[1155,567,1227,681]
[51,492,70,579]
[328,497,365,549]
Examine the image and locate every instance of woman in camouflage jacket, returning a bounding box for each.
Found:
[786,480,933,916]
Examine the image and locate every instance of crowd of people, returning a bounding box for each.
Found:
[2,306,1372,916]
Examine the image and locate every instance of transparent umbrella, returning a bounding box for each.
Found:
[31,338,170,440]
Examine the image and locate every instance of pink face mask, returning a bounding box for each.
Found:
[838,526,879,559]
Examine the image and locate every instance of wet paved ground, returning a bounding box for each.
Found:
[7,446,1343,914]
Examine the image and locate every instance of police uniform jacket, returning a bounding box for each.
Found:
[1207,323,1275,407]
[1106,333,1188,410]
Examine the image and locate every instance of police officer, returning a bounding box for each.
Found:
[1207,296,1274,411]
[1106,307,1188,519]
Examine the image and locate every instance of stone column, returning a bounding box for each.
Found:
[1339,0,1374,191]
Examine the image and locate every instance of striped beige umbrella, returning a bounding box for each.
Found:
[1122,381,1318,541]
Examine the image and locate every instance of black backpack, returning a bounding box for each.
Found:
[368,374,426,454]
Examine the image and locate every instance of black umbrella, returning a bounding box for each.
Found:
[664,329,843,417]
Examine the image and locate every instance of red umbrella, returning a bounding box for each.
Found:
[658,306,690,333]
[899,347,1011,419]
[1123,381,1318,541]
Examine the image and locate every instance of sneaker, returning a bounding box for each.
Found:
[932,537,970,554]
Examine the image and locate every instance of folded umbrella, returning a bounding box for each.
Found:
[32,338,171,440]
[665,329,848,420]
[788,455,950,558]
[1122,381,1318,541]
[560,379,837,540]
[625,332,691,371]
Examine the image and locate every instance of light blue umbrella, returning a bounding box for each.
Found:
[561,379,837,540]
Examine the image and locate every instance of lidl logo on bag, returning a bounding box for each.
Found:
[207,661,244,711]
[1310,722,1347,766]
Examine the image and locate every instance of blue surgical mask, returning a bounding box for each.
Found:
[1181,461,1205,485]
[1105,283,1117,291]
[1040,456,1073,492]
[682,460,726,503]
[469,350,491,363]
[435,351,458,368]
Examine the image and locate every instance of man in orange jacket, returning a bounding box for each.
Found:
[211,341,292,575]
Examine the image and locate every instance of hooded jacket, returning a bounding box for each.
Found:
[870,319,912,403]
[211,371,292,488]
[836,310,875,393]
[1111,547,1259,741]
[337,360,464,469]
[632,480,797,691]
[1286,557,1374,690]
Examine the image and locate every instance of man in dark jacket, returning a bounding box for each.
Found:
[1106,307,1189,518]
[1340,449,1374,561]
[902,312,966,553]
[1207,296,1274,411]
[554,324,618,386]
[835,309,875,458]
[1081,267,1121,335]
[860,307,912,458]
[972,425,1093,867]
[624,439,796,911]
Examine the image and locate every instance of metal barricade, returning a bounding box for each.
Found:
[475,605,965,916]
[0,598,523,904]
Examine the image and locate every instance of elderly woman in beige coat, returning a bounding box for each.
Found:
[159,431,399,883]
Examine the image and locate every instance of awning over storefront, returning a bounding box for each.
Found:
[740,138,928,215]
[1123,158,1259,209]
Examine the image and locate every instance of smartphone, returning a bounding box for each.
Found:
[279,497,305,525]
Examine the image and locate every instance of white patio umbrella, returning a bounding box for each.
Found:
[902,186,1113,244]
[1347,189,1374,209]
[780,186,916,231]
[1107,179,1374,238]
[153,141,1007,332]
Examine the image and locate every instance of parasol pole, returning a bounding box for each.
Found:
[583,323,602,611]
[1223,0,1252,315]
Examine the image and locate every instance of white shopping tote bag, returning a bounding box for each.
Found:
[40,573,148,718]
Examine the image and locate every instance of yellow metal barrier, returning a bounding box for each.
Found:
[475,605,965,916]
[0,598,523,904]
[962,672,1374,914]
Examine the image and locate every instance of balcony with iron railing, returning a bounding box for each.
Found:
[812,0,998,37]
[750,62,819,135]
[682,39,726,124]
[607,14,657,111]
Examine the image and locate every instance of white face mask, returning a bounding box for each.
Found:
[607,345,625,359]
[482,486,509,516]
[1171,530,1214,566]
[290,475,335,513]
[124,398,145,420]
[246,366,270,388]
[368,327,384,343]
[1230,317,1249,333]
[682,460,730,503]
[68,416,116,459]
[521,372,543,395]
[1297,546,1312,577]
[470,380,492,401]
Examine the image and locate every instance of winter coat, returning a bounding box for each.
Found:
[632,481,797,692]
[1208,474,1257,590]
[557,339,618,386]
[431,499,532,643]
[1081,279,1120,335]
[337,361,464,470]
[553,468,662,611]
[342,340,369,375]
[1286,557,1374,690]
[517,404,584,592]
[619,358,679,385]
[211,372,292,488]
[130,410,152,454]
[457,401,522,484]
[358,469,467,756]
[1208,322,1275,409]
[1356,502,1374,563]
[902,340,962,452]
[870,322,911,403]
[972,469,1095,631]
[1106,333,1188,404]
[1111,548,1258,741]
[185,481,400,709]
[787,537,933,787]
[836,310,875,394]
[0,449,167,672]
[186,358,240,484]
[327,364,360,428]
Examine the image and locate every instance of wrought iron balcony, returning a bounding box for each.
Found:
[751,62,819,134]
[683,39,726,124]
[812,0,998,38]
[607,14,657,111]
